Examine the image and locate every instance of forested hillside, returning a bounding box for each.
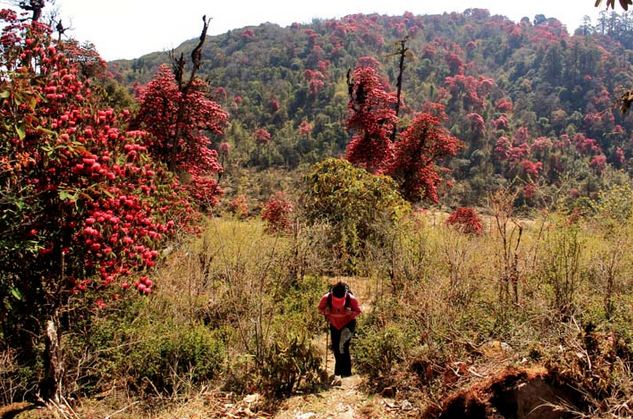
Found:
[8,2,633,417]
[113,9,633,207]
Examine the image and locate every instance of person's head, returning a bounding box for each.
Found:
[331,281,348,298]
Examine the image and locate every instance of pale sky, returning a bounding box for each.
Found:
[2,1,608,61]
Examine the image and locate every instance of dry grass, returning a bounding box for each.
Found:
[7,206,633,417]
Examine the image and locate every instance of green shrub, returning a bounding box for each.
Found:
[64,298,225,397]
[277,275,327,335]
[303,158,410,271]
[223,354,257,395]
[538,221,584,316]
[354,322,416,380]
[126,323,225,395]
[259,333,323,397]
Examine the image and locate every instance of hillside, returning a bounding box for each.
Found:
[8,2,633,418]
[111,9,633,207]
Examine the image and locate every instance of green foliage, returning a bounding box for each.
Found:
[128,323,225,394]
[65,299,225,397]
[591,183,633,232]
[0,348,40,405]
[277,275,328,335]
[303,158,410,269]
[259,333,323,397]
[354,321,416,380]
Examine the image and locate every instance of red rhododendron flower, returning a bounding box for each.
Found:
[446,207,483,235]
[386,113,461,203]
[261,192,294,232]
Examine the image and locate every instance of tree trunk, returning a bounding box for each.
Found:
[40,315,62,403]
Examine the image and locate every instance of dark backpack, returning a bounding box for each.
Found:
[327,284,353,309]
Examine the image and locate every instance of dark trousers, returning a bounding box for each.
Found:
[330,320,356,377]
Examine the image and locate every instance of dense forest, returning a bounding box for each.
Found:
[114,9,633,207]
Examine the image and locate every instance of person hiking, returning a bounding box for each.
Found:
[318,281,361,378]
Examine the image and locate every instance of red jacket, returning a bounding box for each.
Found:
[318,292,361,330]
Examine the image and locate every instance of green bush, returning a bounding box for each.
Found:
[127,323,225,394]
[223,354,257,395]
[354,322,416,380]
[64,298,225,397]
[303,158,410,271]
[260,332,323,397]
[277,275,327,335]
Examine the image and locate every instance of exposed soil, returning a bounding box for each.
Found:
[423,366,583,419]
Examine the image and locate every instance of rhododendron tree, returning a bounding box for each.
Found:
[261,191,294,232]
[386,112,461,202]
[240,28,255,40]
[345,66,398,173]
[0,8,191,401]
[520,160,543,177]
[467,112,485,133]
[255,127,272,144]
[446,207,483,235]
[299,120,313,136]
[495,98,513,113]
[345,65,460,203]
[134,64,228,209]
[591,154,608,172]
[134,17,228,210]
[228,194,249,219]
[304,68,325,95]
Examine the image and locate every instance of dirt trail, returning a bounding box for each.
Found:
[275,375,406,419]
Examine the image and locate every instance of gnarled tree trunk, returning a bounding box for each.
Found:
[39,315,62,403]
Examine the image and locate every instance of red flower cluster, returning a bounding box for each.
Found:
[467,112,485,133]
[520,160,543,176]
[0,11,194,298]
[446,207,483,235]
[255,128,272,144]
[495,98,513,113]
[304,69,326,95]
[228,194,249,219]
[261,192,294,232]
[299,120,313,136]
[135,65,228,209]
[590,154,607,172]
[240,29,255,40]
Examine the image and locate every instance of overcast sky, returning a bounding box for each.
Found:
[2,1,610,61]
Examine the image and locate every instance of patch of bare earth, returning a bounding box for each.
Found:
[422,366,583,419]
[275,375,415,419]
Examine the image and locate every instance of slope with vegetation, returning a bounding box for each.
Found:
[114,7,633,207]
[3,1,633,418]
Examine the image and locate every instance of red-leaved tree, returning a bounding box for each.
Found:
[345,65,460,203]
[446,207,484,235]
[345,66,398,174]
[0,9,191,401]
[386,112,460,203]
